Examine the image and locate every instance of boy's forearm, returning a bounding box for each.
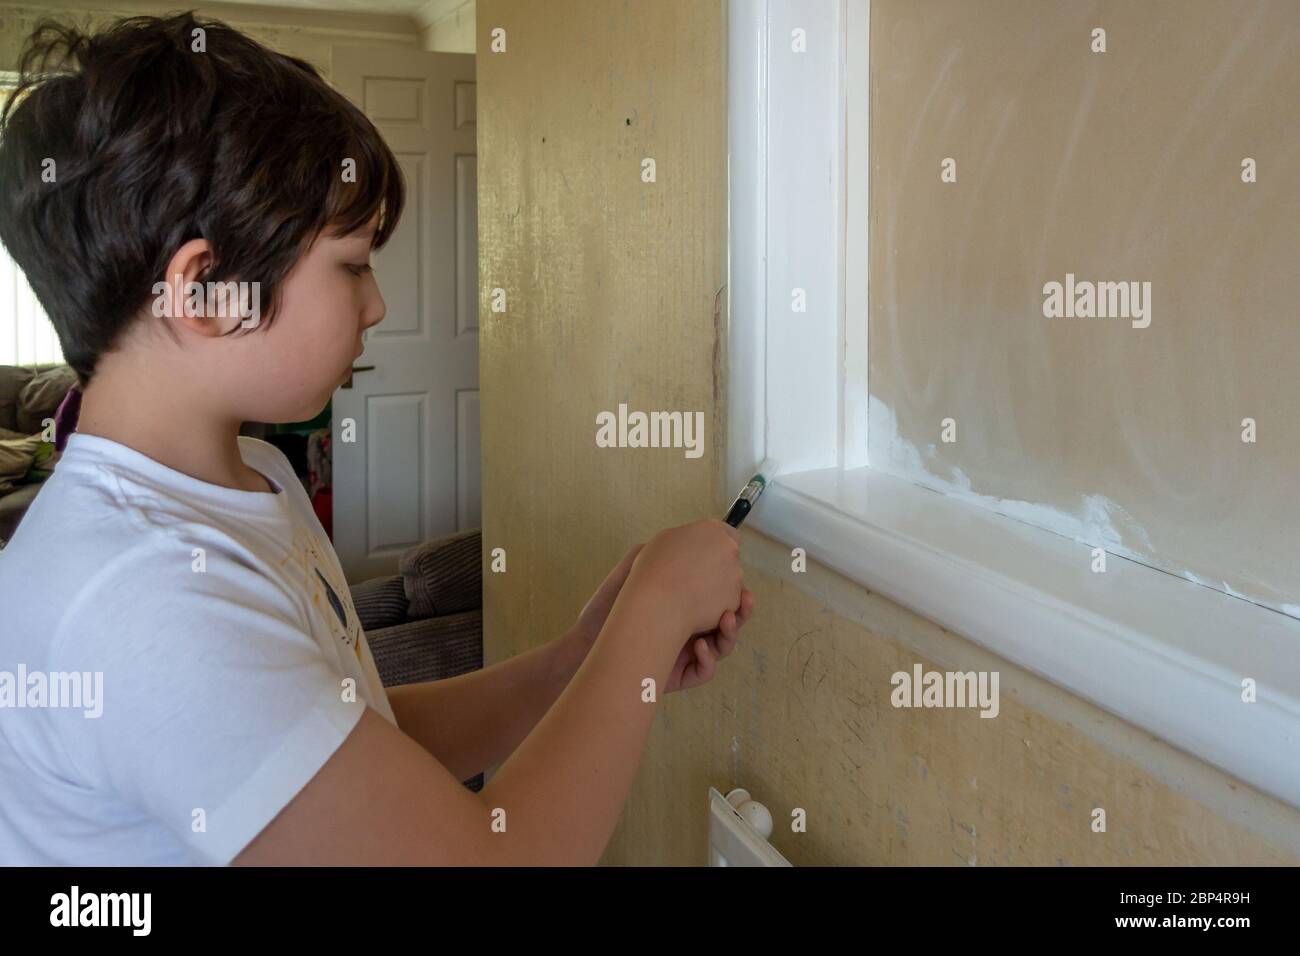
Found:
[479,590,679,866]
[386,631,587,782]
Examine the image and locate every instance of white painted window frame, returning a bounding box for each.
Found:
[725,0,1300,810]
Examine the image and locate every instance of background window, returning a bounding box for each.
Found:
[0,73,64,368]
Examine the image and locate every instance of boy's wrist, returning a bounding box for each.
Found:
[550,583,688,686]
[618,571,688,640]
[548,627,591,686]
[602,585,688,673]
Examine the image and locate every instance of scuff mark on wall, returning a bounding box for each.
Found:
[711,284,725,410]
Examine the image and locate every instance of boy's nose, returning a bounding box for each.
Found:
[363,291,386,330]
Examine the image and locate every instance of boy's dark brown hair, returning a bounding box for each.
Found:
[0,11,404,385]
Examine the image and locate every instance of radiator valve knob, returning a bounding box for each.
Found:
[725,788,774,838]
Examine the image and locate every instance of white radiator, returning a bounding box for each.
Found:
[708,787,792,866]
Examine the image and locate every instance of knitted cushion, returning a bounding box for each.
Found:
[16,366,78,435]
[365,609,484,794]
[398,529,481,619]
[366,611,482,687]
[0,367,32,433]
[0,475,42,539]
[0,434,41,495]
[348,574,409,632]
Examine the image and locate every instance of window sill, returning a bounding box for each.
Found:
[749,465,1300,811]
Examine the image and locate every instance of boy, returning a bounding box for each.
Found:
[0,13,751,865]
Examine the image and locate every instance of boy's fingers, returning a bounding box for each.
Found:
[694,636,716,684]
[716,610,738,651]
[717,609,736,639]
[715,617,739,658]
[734,588,755,627]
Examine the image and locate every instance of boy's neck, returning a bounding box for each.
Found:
[75,364,273,495]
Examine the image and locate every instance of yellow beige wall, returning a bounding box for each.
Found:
[478,0,1300,865]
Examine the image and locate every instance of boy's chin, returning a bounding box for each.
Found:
[249,373,342,425]
[263,394,332,426]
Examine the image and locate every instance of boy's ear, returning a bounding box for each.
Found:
[152,238,246,337]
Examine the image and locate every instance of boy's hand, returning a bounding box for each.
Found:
[564,542,754,692]
[664,587,753,693]
[630,519,745,638]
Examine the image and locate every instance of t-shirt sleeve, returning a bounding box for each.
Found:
[46,537,367,865]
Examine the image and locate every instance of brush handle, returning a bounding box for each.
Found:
[724,498,752,527]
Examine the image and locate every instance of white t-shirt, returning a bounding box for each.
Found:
[0,432,397,865]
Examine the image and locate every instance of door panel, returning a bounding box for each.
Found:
[330,46,479,582]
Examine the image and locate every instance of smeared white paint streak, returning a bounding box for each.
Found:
[869,395,1148,551]
[868,396,1300,623]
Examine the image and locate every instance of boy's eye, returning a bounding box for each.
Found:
[345,263,372,276]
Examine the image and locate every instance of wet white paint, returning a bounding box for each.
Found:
[868,395,1298,622]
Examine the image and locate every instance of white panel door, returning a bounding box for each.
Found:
[330,46,479,582]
